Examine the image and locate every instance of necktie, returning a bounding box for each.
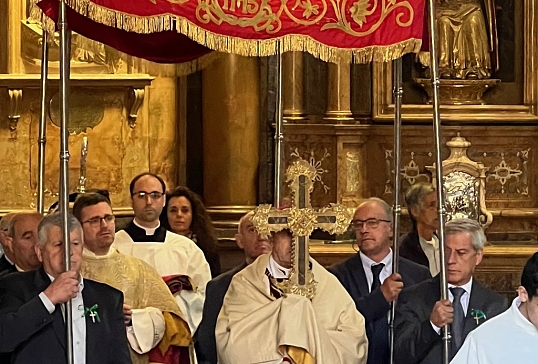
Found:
[450,287,466,353]
[368,263,389,364]
[370,263,385,291]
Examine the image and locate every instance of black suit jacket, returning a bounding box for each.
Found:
[195,262,247,364]
[394,275,509,364]
[0,256,16,277]
[328,254,431,364]
[398,230,430,269]
[0,268,132,364]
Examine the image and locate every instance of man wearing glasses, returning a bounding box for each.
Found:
[73,192,191,364]
[113,172,211,341]
[329,197,430,364]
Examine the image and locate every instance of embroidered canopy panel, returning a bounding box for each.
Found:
[36,0,425,63]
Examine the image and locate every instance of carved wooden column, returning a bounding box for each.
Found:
[202,54,260,207]
[324,59,353,123]
[283,52,306,122]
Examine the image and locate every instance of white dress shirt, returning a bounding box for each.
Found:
[431,278,473,334]
[359,250,393,291]
[39,275,87,364]
[419,235,440,276]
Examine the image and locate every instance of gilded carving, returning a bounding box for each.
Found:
[290,148,331,194]
[8,89,23,139]
[487,153,523,194]
[49,90,105,133]
[345,151,360,193]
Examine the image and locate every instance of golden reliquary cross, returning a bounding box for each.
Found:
[251,158,353,299]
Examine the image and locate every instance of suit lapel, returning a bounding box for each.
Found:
[82,281,98,362]
[463,280,485,339]
[349,254,370,298]
[34,269,67,351]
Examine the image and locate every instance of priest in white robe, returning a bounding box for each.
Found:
[113,173,211,335]
[73,192,191,364]
[450,252,538,364]
[216,230,368,364]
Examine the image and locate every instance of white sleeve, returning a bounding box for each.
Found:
[450,334,480,364]
[126,307,165,354]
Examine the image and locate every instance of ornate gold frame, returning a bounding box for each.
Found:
[372,0,538,123]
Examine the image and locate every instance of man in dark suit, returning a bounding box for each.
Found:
[0,212,16,276]
[394,218,508,364]
[329,198,431,364]
[0,212,132,364]
[399,182,440,275]
[195,211,272,364]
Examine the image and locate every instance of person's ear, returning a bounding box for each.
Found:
[235,234,244,249]
[35,245,44,264]
[517,286,529,303]
[475,249,484,266]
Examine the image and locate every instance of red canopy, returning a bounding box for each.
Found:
[38,0,425,63]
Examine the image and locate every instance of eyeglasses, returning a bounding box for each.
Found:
[82,215,116,227]
[350,218,391,231]
[132,191,164,200]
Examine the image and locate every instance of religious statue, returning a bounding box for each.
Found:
[420,0,498,79]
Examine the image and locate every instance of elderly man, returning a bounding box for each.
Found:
[113,172,211,334]
[0,212,131,364]
[400,182,440,276]
[5,211,43,273]
[0,213,17,275]
[329,198,430,364]
[73,192,191,364]
[196,211,272,364]
[394,218,508,364]
[216,229,368,364]
[451,252,538,363]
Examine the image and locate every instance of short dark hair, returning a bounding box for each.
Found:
[129,173,166,196]
[73,192,112,222]
[521,252,538,299]
[405,182,435,227]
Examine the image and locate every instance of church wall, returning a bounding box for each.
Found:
[0,0,183,213]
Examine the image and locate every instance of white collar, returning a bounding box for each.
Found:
[47,272,85,291]
[448,277,473,295]
[82,247,116,259]
[133,218,160,235]
[268,256,291,279]
[512,297,538,334]
[359,249,392,267]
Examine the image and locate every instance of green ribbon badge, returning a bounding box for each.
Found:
[470,308,486,325]
[83,304,101,323]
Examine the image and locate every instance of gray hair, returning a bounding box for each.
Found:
[445,218,486,251]
[359,197,393,223]
[37,212,83,248]
[6,211,43,238]
[1,212,19,234]
[405,182,436,223]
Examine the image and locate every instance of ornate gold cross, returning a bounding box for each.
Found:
[251,158,353,299]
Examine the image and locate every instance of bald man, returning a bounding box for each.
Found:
[5,212,43,273]
[0,213,17,276]
[195,211,272,364]
[329,198,430,364]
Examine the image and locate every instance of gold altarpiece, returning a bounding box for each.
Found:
[0,0,188,214]
[202,0,538,297]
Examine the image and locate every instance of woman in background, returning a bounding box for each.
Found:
[161,186,221,277]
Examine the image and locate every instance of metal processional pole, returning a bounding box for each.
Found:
[274,41,284,209]
[388,56,403,364]
[426,1,450,363]
[58,1,74,363]
[37,31,49,215]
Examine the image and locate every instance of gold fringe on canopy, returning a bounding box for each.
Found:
[42,0,423,64]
